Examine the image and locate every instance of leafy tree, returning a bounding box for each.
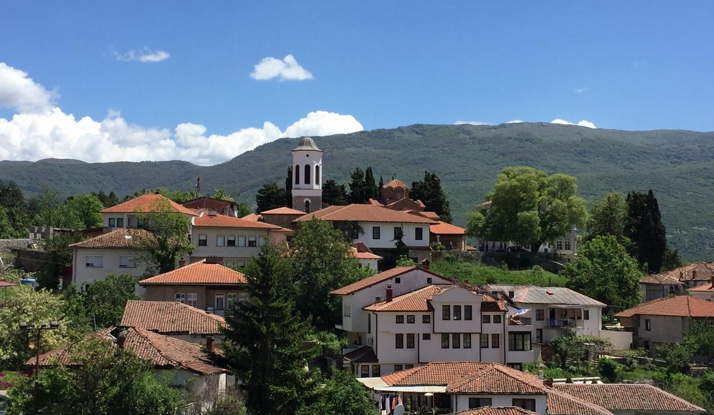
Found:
[134,198,194,274]
[285,166,293,208]
[348,167,368,204]
[684,319,714,357]
[597,357,620,382]
[37,232,84,291]
[564,236,641,313]
[0,180,30,237]
[322,180,349,207]
[625,190,670,273]
[65,194,104,229]
[63,274,139,331]
[314,370,375,415]
[222,245,319,415]
[33,186,82,229]
[212,189,235,201]
[236,202,252,218]
[469,167,587,252]
[550,329,611,370]
[92,190,120,208]
[528,265,547,286]
[0,206,13,239]
[378,175,384,195]
[586,192,628,244]
[396,255,415,266]
[365,167,379,200]
[411,171,453,223]
[289,219,368,331]
[7,335,184,415]
[255,183,287,213]
[656,343,692,375]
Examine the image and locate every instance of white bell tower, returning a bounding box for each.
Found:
[291,137,323,213]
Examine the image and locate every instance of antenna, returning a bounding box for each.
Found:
[196,175,201,195]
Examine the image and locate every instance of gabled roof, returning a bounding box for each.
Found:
[553,384,705,413]
[351,242,383,260]
[343,346,378,363]
[654,262,714,283]
[194,212,282,229]
[385,197,426,211]
[139,260,246,286]
[101,194,198,216]
[614,295,714,318]
[261,207,306,215]
[295,204,436,224]
[545,388,614,415]
[120,300,225,335]
[69,228,152,249]
[640,273,685,285]
[690,282,714,292]
[330,266,448,296]
[240,213,262,222]
[486,285,606,307]
[362,284,505,313]
[450,408,539,415]
[383,179,409,190]
[430,221,466,235]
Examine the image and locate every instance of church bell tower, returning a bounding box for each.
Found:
[291,137,323,213]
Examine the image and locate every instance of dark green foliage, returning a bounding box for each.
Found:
[597,357,620,382]
[549,330,611,370]
[212,189,235,201]
[378,175,384,193]
[33,186,83,228]
[625,190,669,273]
[255,183,287,213]
[63,274,139,330]
[684,319,714,358]
[411,171,453,223]
[0,180,31,238]
[236,202,252,218]
[314,370,375,415]
[91,190,120,208]
[364,167,379,201]
[322,180,349,206]
[348,167,368,204]
[655,343,692,375]
[285,166,293,208]
[586,192,629,244]
[38,233,85,291]
[134,198,194,274]
[65,194,104,229]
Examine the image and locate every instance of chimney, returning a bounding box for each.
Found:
[386,284,393,302]
[544,379,554,387]
[117,333,126,349]
[421,258,430,271]
[178,257,186,268]
[206,336,215,352]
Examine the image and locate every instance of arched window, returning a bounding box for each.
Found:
[305,200,310,213]
[315,165,320,186]
[295,165,300,185]
[304,164,311,185]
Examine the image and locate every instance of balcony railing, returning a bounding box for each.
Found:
[546,318,579,328]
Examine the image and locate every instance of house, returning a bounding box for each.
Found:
[430,221,467,251]
[30,326,231,397]
[259,207,306,230]
[639,273,685,302]
[182,196,240,217]
[614,295,714,352]
[649,262,714,289]
[449,408,539,415]
[69,228,150,292]
[101,194,197,230]
[120,300,225,344]
[190,211,288,267]
[139,260,247,317]
[689,279,714,302]
[351,242,383,270]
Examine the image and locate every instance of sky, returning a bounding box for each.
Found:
[1,1,712,165]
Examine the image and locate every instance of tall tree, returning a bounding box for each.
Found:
[92,190,120,208]
[348,168,368,204]
[65,194,105,229]
[364,167,379,200]
[411,171,453,223]
[255,183,287,213]
[313,370,375,415]
[33,186,82,229]
[134,198,194,274]
[378,175,384,196]
[0,180,30,237]
[322,180,349,207]
[236,202,252,218]
[38,233,84,291]
[586,192,628,243]
[212,189,235,201]
[222,245,319,415]
[564,235,642,313]
[285,166,293,208]
[468,167,587,252]
[63,274,139,331]
[625,190,670,273]
[0,206,13,239]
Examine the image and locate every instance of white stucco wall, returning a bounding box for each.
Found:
[692,290,714,302]
[356,222,430,249]
[72,247,148,294]
[191,227,270,264]
[357,258,380,270]
[454,394,547,414]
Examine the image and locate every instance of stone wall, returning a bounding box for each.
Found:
[12,249,48,273]
[0,239,39,252]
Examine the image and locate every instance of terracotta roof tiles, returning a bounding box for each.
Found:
[240,213,262,222]
[640,273,685,285]
[102,194,197,216]
[261,207,306,215]
[69,228,153,249]
[553,383,705,413]
[139,261,246,286]
[654,262,714,283]
[194,212,282,229]
[331,266,426,295]
[450,408,539,415]
[430,221,466,235]
[295,204,435,224]
[690,282,714,292]
[343,346,378,363]
[120,300,225,335]
[614,295,714,318]
[545,388,613,415]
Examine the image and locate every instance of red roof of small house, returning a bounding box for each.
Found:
[69,228,153,249]
[690,282,714,291]
[640,273,685,285]
[261,207,306,215]
[101,194,198,216]
[351,242,382,260]
[553,383,705,413]
[614,295,714,318]
[139,261,246,286]
[330,266,449,295]
[240,213,262,222]
[120,300,225,335]
[363,285,506,313]
[450,408,539,415]
[295,204,436,224]
[194,212,282,229]
[430,221,466,235]
[651,262,714,284]
[466,245,478,252]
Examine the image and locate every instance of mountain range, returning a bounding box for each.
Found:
[2,122,713,261]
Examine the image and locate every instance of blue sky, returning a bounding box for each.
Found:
[1,1,712,164]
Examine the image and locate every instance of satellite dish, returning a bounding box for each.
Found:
[393,404,405,415]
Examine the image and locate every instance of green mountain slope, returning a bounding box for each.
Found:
[1,123,712,261]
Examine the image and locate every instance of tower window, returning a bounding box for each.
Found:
[305,200,310,213]
[295,165,300,185]
[304,164,311,185]
[315,165,320,186]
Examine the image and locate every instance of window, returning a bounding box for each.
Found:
[536,329,543,343]
[304,164,311,185]
[480,334,489,348]
[215,294,225,311]
[453,305,462,320]
[227,293,238,309]
[507,363,523,370]
[442,305,451,320]
[452,333,460,349]
[248,236,257,247]
[536,309,544,321]
[238,236,246,247]
[508,332,532,351]
[427,277,432,284]
[236,260,246,268]
[187,293,197,307]
[405,365,414,369]
[372,365,380,377]
[415,227,423,240]
[216,235,225,247]
[295,165,300,184]
[395,277,401,284]
[556,240,563,250]
[422,315,431,324]
[465,305,473,321]
[407,334,415,349]
[482,315,491,324]
[395,334,404,349]
[394,365,403,372]
[512,399,536,411]
[407,315,415,324]
[493,315,502,324]
[468,398,492,409]
[227,236,236,246]
[645,319,651,331]
[368,315,371,333]
[119,255,135,268]
[108,218,115,227]
[508,291,514,298]
[343,305,351,317]
[175,293,186,303]
[372,227,381,240]
[644,340,650,350]
[198,234,207,246]
[491,333,500,348]
[393,227,403,240]
[315,165,320,185]
[116,217,124,227]
[259,236,266,247]
[396,315,404,324]
[441,333,450,348]
[464,334,472,349]
[85,255,103,268]
[423,333,431,340]
[360,365,369,378]
[305,200,310,213]
[565,239,571,250]
[584,310,590,320]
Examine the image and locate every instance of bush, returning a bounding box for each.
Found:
[597,358,620,383]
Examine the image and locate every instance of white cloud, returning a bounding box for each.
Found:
[506,119,524,124]
[454,121,491,126]
[572,87,589,94]
[250,55,313,81]
[0,62,362,166]
[551,118,597,129]
[0,62,55,112]
[113,47,170,63]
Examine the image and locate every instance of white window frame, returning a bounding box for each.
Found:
[198,234,208,246]
[216,235,225,247]
[248,236,257,247]
[175,293,186,304]
[119,255,135,268]
[187,293,198,307]
[85,255,103,268]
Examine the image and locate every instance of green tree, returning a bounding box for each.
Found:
[625,190,670,273]
[564,235,642,313]
[236,202,252,218]
[92,190,120,208]
[37,232,85,291]
[597,357,620,382]
[348,167,368,204]
[0,180,31,237]
[212,189,235,202]
[222,245,319,415]
[528,265,547,286]
[586,192,628,243]
[684,319,714,357]
[656,343,692,375]
[378,175,384,195]
[411,171,453,223]
[396,255,415,266]
[550,329,611,370]
[63,274,139,330]
[134,199,194,274]
[365,167,379,201]
[65,194,105,229]
[0,206,13,239]
[285,166,293,208]
[314,370,374,415]
[33,186,83,229]
[322,180,349,207]
[255,183,287,213]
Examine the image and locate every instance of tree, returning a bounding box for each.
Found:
[236,202,252,218]
[322,180,349,207]
[222,245,319,415]
[550,329,611,370]
[625,190,670,273]
[37,232,84,291]
[684,319,714,357]
[378,175,384,195]
[597,357,620,382]
[313,370,374,415]
[65,194,104,229]
[564,235,642,313]
[285,166,293,208]
[33,186,82,229]
[63,274,139,331]
[528,265,547,286]
[411,171,453,223]
[134,199,194,274]
[470,167,587,252]
[656,343,692,375]
[92,190,120,208]
[586,192,628,243]
[0,206,13,239]
[348,168,368,204]
[0,180,30,237]
[288,219,367,331]
[212,189,235,202]
[255,183,287,213]
[365,167,379,201]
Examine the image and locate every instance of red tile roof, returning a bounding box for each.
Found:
[0,281,18,288]
[553,383,705,413]
[640,273,685,285]
[450,408,539,415]
[295,204,436,224]
[690,282,714,292]
[330,266,448,295]
[101,194,198,216]
[194,212,282,229]
[416,211,441,221]
[351,242,382,260]
[614,295,714,318]
[120,300,225,335]
[430,221,466,235]
[545,388,614,415]
[363,284,506,312]
[383,179,409,190]
[240,213,262,222]
[653,262,714,283]
[69,228,153,249]
[139,261,246,286]
[343,346,378,363]
[261,207,306,215]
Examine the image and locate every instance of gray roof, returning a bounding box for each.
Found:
[293,137,321,151]
[486,285,605,307]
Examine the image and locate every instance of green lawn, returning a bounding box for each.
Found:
[430,260,567,286]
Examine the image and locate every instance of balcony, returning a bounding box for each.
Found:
[508,317,532,326]
[546,318,583,329]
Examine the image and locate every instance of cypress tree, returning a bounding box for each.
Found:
[348,168,367,204]
[411,171,453,223]
[625,190,669,273]
[365,167,379,200]
[285,166,293,208]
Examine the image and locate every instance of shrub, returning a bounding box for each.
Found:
[597,358,620,383]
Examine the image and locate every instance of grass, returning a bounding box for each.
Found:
[430,260,566,286]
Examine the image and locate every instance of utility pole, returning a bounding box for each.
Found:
[19,321,59,415]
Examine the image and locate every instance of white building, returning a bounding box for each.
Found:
[351,242,383,270]
[291,137,323,213]
[690,279,714,302]
[101,193,198,230]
